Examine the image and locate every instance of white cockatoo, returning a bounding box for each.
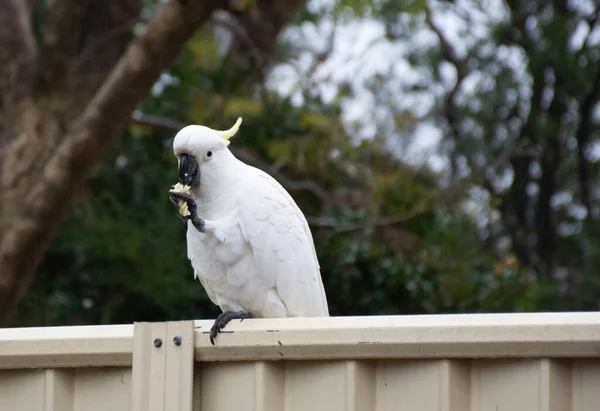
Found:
[168,118,329,344]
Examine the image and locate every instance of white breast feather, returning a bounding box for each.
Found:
[185,165,329,318]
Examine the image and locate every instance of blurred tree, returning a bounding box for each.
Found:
[10,0,529,327]
[9,0,575,328]
[0,0,308,324]
[381,0,600,309]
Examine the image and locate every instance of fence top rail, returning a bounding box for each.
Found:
[0,323,133,369]
[1,312,600,368]
[192,312,600,361]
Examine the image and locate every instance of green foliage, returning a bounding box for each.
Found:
[12,0,583,327]
[187,31,222,71]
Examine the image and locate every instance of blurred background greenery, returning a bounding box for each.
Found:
[7,0,600,326]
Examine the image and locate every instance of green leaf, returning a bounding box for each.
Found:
[187,32,221,70]
[224,97,263,117]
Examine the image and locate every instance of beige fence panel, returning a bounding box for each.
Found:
[1,312,600,411]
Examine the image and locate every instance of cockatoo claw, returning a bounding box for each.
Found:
[168,191,205,232]
[169,191,196,212]
[176,213,188,225]
[209,310,252,345]
[168,191,181,208]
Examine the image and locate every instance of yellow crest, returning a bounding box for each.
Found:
[219,117,242,146]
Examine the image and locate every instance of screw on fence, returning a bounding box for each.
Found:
[173,336,182,346]
[153,338,163,348]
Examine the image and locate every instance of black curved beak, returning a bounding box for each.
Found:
[178,153,200,188]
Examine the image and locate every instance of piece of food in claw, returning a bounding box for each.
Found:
[169,183,192,216]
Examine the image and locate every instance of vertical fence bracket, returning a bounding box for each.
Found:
[131,320,195,411]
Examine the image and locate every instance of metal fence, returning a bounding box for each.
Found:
[1,312,599,410]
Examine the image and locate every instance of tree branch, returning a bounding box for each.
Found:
[574,62,600,214]
[425,5,469,180]
[493,0,547,270]
[212,13,267,79]
[131,112,188,131]
[302,7,338,89]
[0,0,38,135]
[534,85,565,278]
[227,0,308,69]
[71,15,142,74]
[0,0,36,75]
[582,6,600,49]
[39,0,85,88]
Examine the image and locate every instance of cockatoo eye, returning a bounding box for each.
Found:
[207,151,212,157]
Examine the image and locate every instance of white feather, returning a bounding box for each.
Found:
[174,125,329,318]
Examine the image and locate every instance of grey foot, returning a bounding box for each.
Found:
[210,310,252,345]
[168,191,205,232]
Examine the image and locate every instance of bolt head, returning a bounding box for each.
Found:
[173,336,182,346]
[153,338,163,348]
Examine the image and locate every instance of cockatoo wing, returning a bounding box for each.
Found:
[186,228,220,306]
[237,169,329,317]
